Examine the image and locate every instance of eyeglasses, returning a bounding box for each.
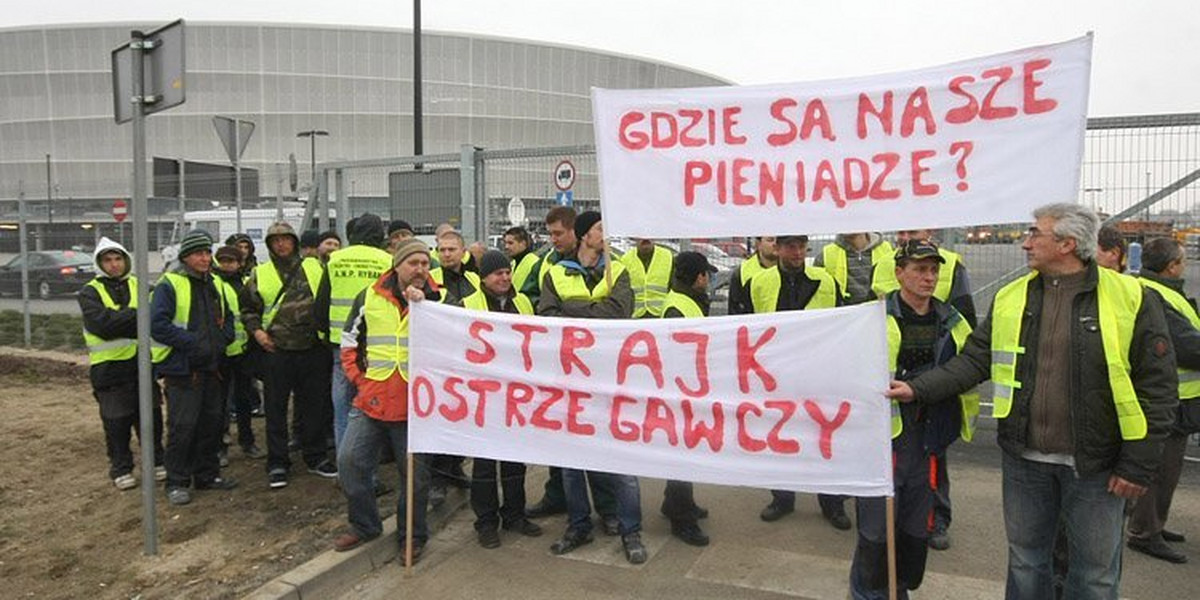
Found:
[1022,227,1060,241]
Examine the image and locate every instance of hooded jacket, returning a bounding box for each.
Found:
[79,238,139,388]
[241,222,323,350]
[225,233,259,277]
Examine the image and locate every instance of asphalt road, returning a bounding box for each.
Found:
[348,424,1200,599]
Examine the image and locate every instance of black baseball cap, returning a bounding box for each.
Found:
[674,250,719,284]
[776,234,809,244]
[894,239,945,264]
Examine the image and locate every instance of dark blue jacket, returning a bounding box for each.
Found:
[150,267,234,377]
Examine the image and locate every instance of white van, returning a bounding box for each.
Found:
[161,205,337,267]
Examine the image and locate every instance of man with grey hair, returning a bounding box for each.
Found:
[888,202,1177,599]
[1126,237,1200,564]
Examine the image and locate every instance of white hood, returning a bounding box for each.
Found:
[93,237,132,280]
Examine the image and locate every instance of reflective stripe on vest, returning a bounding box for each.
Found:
[872,247,959,301]
[151,272,225,364]
[511,253,541,295]
[823,242,893,300]
[255,257,324,331]
[548,260,628,302]
[749,265,838,313]
[1138,277,1200,399]
[327,245,392,341]
[218,278,246,357]
[462,290,534,315]
[990,269,1147,440]
[662,290,704,318]
[82,277,139,365]
[363,288,410,381]
[884,311,979,441]
[622,245,673,317]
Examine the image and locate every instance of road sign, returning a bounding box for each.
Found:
[507,197,527,226]
[112,199,128,223]
[213,116,256,164]
[555,190,574,206]
[554,160,576,191]
[111,19,186,124]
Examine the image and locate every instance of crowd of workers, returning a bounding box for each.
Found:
[77,201,1196,598]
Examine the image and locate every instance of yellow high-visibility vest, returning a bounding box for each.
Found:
[326,245,393,341]
[463,290,534,315]
[511,253,541,294]
[822,242,894,301]
[749,265,838,313]
[430,267,481,297]
[739,254,771,286]
[662,290,704,318]
[621,245,674,317]
[991,268,1148,440]
[547,260,628,302]
[1138,277,1200,400]
[885,310,979,440]
[151,272,226,364]
[217,278,246,357]
[82,277,139,365]
[254,257,323,330]
[362,288,410,381]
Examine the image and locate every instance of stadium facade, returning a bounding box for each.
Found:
[0,21,728,249]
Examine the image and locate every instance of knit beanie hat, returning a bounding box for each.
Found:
[299,229,321,249]
[388,219,414,236]
[392,238,429,267]
[178,229,214,259]
[573,210,602,241]
[478,250,510,278]
[319,230,341,244]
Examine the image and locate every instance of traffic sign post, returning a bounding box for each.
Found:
[112,199,128,223]
[554,159,576,191]
[111,19,187,557]
[213,116,256,233]
[555,190,574,206]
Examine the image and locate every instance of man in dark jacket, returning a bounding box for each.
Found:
[1126,238,1200,564]
[151,229,237,506]
[727,236,777,316]
[888,203,1177,599]
[659,251,718,547]
[242,221,336,489]
[225,232,258,277]
[79,237,164,490]
[214,245,263,460]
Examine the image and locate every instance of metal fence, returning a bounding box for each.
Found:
[309,113,1200,319]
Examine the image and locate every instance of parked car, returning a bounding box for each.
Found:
[0,250,95,299]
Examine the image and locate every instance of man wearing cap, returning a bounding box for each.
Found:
[540,211,647,564]
[314,214,392,452]
[888,203,1176,599]
[242,221,337,489]
[460,250,544,549]
[749,234,848,529]
[659,250,719,547]
[80,236,165,491]
[150,229,237,506]
[214,245,264,460]
[727,236,778,316]
[333,238,440,564]
[621,238,674,318]
[850,239,978,599]
[877,229,976,328]
[504,226,541,300]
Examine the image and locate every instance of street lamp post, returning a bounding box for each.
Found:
[297,129,330,230]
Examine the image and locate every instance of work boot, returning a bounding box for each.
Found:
[760,501,795,522]
[622,532,648,564]
[1128,536,1187,564]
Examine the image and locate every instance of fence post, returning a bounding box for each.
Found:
[459,144,478,242]
[475,148,488,241]
[335,168,348,237]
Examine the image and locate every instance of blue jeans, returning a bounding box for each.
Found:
[331,350,357,450]
[1002,452,1125,600]
[337,409,430,543]
[562,468,642,536]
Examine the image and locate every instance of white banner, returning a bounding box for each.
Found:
[408,301,892,496]
[592,36,1092,238]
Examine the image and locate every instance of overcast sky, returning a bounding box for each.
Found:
[4,0,1195,116]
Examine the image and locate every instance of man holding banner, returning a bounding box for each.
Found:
[852,239,977,599]
[750,234,847,529]
[889,203,1176,599]
[539,210,647,564]
[332,239,439,563]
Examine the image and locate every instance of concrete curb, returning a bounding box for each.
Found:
[243,490,470,600]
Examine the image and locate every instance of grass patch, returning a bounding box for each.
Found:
[0,310,86,352]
